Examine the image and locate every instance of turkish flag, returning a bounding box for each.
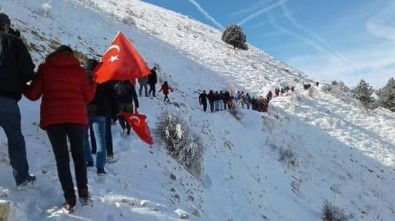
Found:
[122,112,154,146]
[93,32,150,83]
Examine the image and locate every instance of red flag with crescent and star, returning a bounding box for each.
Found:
[122,112,154,146]
[93,32,150,83]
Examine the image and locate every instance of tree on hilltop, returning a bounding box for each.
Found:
[221,24,248,50]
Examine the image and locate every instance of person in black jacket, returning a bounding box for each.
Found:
[115,80,139,136]
[0,12,36,188]
[83,59,119,175]
[148,67,157,97]
[207,90,215,112]
[8,27,20,38]
[199,90,208,112]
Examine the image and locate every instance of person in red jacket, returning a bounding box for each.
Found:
[23,45,96,212]
[159,81,173,103]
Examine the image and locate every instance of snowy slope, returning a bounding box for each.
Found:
[0,0,394,220]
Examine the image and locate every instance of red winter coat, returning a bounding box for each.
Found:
[24,52,96,129]
[159,83,172,95]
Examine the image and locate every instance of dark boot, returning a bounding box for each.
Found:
[62,197,76,213]
[78,187,92,206]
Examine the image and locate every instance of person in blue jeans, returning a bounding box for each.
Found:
[83,59,119,175]
[87,111,116,163]
[84,116,107,175]
[0,12,36,188]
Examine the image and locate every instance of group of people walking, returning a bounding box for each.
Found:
[198,89,262,112]
[0,12,94,211]
[198,85,294,114]
[198,90,237,112]
[0,11,291,213]
[0,12,155,212]
[137,66,158,97]
[137,68,174,103]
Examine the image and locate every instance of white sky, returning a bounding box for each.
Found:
[0,0,395,220]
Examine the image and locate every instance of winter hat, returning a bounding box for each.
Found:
[0,13,11,26]
[55,45,73,54]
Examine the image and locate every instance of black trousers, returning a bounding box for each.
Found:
[46,123,88,201]
[148,83,156,96]
[202,101,207,112]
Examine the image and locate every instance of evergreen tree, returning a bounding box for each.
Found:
[351,79,375,108]
[221,24,248,50]
[376,77,395,112]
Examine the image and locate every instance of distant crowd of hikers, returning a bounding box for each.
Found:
[198,83,294,113]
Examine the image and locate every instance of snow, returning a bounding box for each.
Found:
[0,0,394,220]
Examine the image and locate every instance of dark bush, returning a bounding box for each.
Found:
[322,200,351,221]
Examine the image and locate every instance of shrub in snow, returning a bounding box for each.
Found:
[321,81,351,98]
[122,16,136,26]
[279,147,297,167]
[351,79,376,109]
[155,112,204,178]
[37,2,52,17]
[322,200,351,221]
[221,24,248,50]
[376,77,395,112]
[228,104,244,121]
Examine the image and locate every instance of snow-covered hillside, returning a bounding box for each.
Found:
[0,0,394,220]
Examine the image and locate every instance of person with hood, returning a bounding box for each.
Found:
[0,12,36,189]
[83,59,119,174]
[23,45,96,212]
[159,81,173,103]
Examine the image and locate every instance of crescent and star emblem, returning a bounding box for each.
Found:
[129,115,141,125]
[104,45,120,63]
